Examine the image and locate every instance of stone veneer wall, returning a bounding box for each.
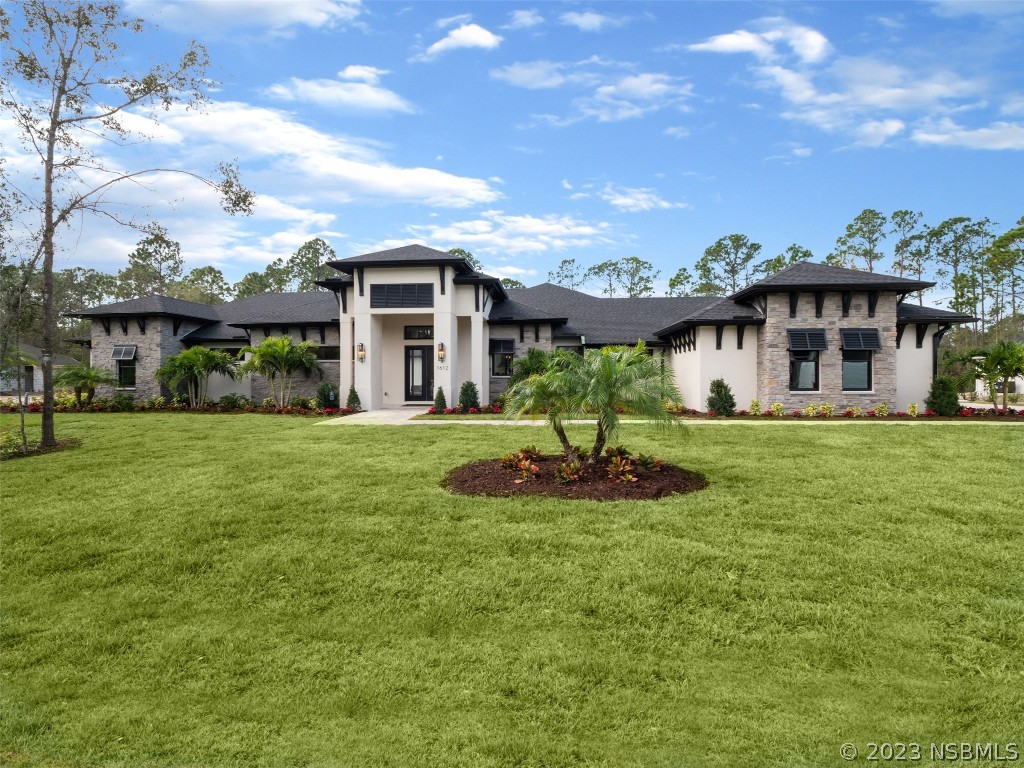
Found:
[757,291,898,410]
[91,316,202,402]
[244,325,342,405]
[488,323,554,398]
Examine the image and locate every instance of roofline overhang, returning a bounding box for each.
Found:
[487,316,569,327]
[729,279,934,303]
[655,316,765,339]
[326,257,475,275]
[65,310,218,322]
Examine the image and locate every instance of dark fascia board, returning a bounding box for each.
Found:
[226,317,339,328]
[452,274,509,301]
[730,279,933,303]
[326,257,474,275]
[896,308,976,324]
[314,277,353,290]
[489,316,569,326]
[654,316,764,339]
[64,309,217,322]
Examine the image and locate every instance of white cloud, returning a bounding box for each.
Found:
[912,118,1024,149]
[561,179,573,189]
[689,18,831,64]
[491,60,596,89]
[578,73,693,122]
[560,11,622,32]
[160,101,501,207]
[853,119,905,146]
[600,184,686,212]
[123,0,361,36]
[265,68,415,113]
[436,14,473,28]
[507,10,544,29]
[413,23,503,61]
[385,210,616,255]
[1002,95,1024,115]
[664,126,690,139]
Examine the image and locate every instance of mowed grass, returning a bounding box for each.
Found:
[1,414,1022,768]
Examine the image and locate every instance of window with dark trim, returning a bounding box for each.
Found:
[490,339,514,377]
[315,346,341,361]
[110,344,137,360]
[789,350,819,391]
[404,325,434,340]
[842,350,872,390]
[370,283,433,308]
[116,359,136,388]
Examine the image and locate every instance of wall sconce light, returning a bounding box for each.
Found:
[357,343,366,362]
[437,342,446,362]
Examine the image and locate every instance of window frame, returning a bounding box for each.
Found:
[403,325,434,340]
[789,349,820,392]
[116,358,136,389]
[489,339,514,377]
[841,349,873,391]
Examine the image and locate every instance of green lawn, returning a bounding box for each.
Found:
[2,414,1022,767]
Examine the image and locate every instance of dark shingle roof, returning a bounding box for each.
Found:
[328,244,474,273]
[655,297,765,337]
[68,295,220,321]
[896,303,976,324]
[178,292,339,343]
[730,261,933,302]
[494,283,719,345]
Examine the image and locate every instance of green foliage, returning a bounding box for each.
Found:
[749,399,762,416]
[547,258,586,289]
[218,393,249,410]
[706,378,736,416]
[500,449,539,482]
[290,396,314,409]
[458,381,480,411]
[155,346,237,408]
[555,459,584,483]
[53,364,117,407]
[507,347,549,389]
[505,343,681,462]
[112,393,135,412]
[700,234,762,294]
[873,402,890,417]
[604,445,630,460]
[605,455,637,483]
[238,337,323,409]
[770,402,784,416]
[116,227,183,299]
[925,376,961,416]
[666,266,692,297]
[500,277,526,289]
[447,248,483,271]
[818,403,836,417]
[432,386,447,412]
[907,402,919,417]
[316,381,338,409]
[346,384,362,411]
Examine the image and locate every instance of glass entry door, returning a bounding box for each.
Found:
[404,346,433,401]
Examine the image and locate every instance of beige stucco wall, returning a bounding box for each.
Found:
[895,324,936,409]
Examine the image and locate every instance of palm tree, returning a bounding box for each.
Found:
[504,349,581,460]
[238,336,323,408]
[54,364,118,408]
[972,341,1024,411]
[506,343,681,463]
[155,346,237,408]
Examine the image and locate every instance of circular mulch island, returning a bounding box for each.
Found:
[445,455,707,501]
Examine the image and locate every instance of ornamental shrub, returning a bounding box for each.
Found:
[706,378,736,416]
[925,376,960,416]
[749,399,762,416]
[458,380,480,411]
[874,402,889,417]
[433,386,447,412]
[346,384,362,411]
[218,392,249,410]
[316,381,339,409]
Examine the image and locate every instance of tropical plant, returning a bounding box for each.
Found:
[505,343,681,463]
[155,346,237,409]
[507,347,549,389]
[964,341,1024,411]
[238,337,323,409]
[706,378,737,416]
[53,364,117,408]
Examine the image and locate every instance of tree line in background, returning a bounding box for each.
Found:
[545,208,1024,348]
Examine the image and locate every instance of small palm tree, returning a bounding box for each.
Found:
[155,346,237,408]
[238,336,323,408]
[506,343,681,463]
[969,340,1024,411]
[54,364,118,408]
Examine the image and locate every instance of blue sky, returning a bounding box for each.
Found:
[13,0,1024,293]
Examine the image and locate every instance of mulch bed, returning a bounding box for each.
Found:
[445,455,708,502]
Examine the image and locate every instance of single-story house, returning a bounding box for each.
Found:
[71,244,973,411]
[0,343,80,395]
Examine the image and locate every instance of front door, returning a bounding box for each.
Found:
[404,345,433,401]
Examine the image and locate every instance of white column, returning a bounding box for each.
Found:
[434,310,458,405]
[354,312,383,410]
[471,314,487,405]
[338,314,353,400]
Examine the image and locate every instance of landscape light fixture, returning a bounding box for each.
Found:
[357,343,365,362]
[437,342,446,362]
